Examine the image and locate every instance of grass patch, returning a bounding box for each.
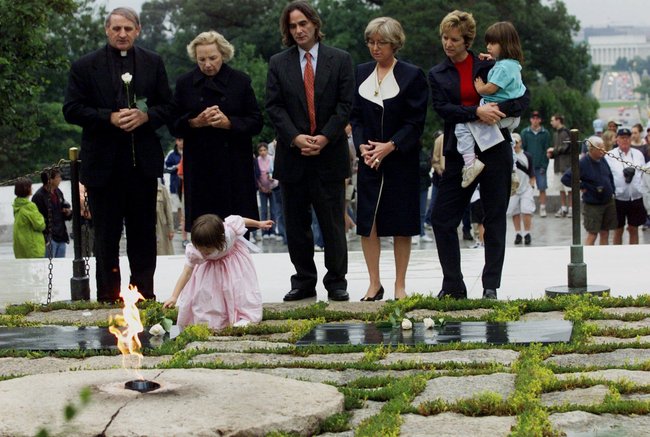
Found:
[317,411,352,433]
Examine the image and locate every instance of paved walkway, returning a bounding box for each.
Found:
[1,229,648,307]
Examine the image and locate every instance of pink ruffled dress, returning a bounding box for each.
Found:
[176,215,263,330]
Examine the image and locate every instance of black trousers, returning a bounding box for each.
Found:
[431,140,512,293]
[87,169,157,301]
[281,178,347,293]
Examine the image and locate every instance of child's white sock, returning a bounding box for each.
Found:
[462,153,475,167]
[233,319,250,328]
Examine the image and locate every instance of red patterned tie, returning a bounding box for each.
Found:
[304,52,316,134]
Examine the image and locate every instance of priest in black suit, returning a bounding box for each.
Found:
[266,1,355,302]
[63,7,174,302]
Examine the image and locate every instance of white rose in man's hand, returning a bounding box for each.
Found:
[121,72,133,84]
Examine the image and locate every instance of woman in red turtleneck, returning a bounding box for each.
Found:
[427,10,529,301]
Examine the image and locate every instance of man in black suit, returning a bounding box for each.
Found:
[63,7,174,302]
[266,1,354,301]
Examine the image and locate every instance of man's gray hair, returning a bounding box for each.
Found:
[105,7,140,28]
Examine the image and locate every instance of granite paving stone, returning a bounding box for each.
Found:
[601,307,650,317]
[400,413,516,437]
[412,373,515,406]
[0,355,169,377]
[23,308,121,325]
[405,309,492,320]
[519,311,566,321]
[550,411,650,437]
[184,340,293,352]
[555,369,650,386]
[589,335,650,345]
[621,393,650,401]
[541,385,610,407]
[349,400,384,428]
[544,349,650,368]
[190,352,365,366]
[379,349,519,366]
[0,369,344,437]
[246,368,430,385]
[591,318,650,330]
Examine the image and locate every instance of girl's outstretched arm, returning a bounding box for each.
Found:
[163,264,193,308]
[243,217,274,230]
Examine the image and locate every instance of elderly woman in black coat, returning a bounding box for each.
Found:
[173,30,262,231]
[350,17,428,301]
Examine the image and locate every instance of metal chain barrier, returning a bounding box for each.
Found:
[0,159,70,187]
[45,175,56,306]
[584,139,650,175]
[83,188,91,277]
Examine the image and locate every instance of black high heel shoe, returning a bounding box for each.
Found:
[360,286,384,301]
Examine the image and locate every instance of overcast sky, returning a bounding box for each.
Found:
[101,0,645,29]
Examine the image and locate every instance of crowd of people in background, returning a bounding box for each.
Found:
[9,2,650,328]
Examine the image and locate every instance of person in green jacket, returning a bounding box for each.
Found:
[13,177,46,259]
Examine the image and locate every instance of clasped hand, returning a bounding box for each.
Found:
[360,140,395,170]
[111,108,148,132]
[191,105,231,129]
[294,134,329,156]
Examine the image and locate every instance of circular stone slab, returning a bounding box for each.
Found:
[0,369,343,437]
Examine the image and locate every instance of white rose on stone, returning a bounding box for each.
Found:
[401,318,413,330]
[423,317,435,329]
[121,72,133,84]
[149,323,165,336]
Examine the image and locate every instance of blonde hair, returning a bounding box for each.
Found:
[364,17,405,52]
[187,31,234,62]
[439,10,476,49]
[601,130,615,151]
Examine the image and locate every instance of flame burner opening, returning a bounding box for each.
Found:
[124,380,160,393]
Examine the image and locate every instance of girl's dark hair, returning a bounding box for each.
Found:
[14,177,32,198]
[280,1,324,47]
[257,142,268,152]
[40,168,61,185]
[191,214,226,251]
[485,21,523,63]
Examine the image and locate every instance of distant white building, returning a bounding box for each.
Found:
[589,34,650,67]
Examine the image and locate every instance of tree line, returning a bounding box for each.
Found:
[0,0,599,179]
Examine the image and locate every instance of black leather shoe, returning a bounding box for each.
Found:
[328,289,350,301]
[524,234,531,245]
[283,288,317,301]
[360,286,384,301]
[436,289,467,300]
[514,234,523,245]
[482,288,498,299]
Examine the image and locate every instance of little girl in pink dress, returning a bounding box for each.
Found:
[163,214,273,329]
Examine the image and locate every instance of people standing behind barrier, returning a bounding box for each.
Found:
[520,111,551,217]
[418,146,433,243]
[12,177,46,259]
[425,131,445,229]
[630,123,649,162]
[32,169,71,258]
[508,133,536,245]
[548,114,572,218]
[78,183,94,257]
[561,136,616,246]
[455,21,526,188]
[351,17,427,301]
[155,179,174,255]
[63,7,175,301]
[605,128,647,245]
[266,1,354,302]
[173,30,262,236]
[256,142,279,239]
[165,137,184,231]
[163,214,273,329]
[428,10,529,301]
